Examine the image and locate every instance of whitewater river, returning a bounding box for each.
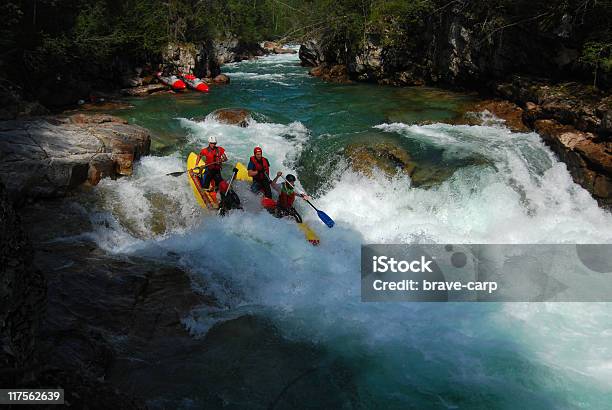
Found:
[90,50,612,408]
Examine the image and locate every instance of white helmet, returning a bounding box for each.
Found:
[208,135,217,144]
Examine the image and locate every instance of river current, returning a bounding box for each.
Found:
[88,49,612,408]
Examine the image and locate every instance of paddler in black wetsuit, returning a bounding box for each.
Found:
[218,179,242,216]
[247,146,273,198]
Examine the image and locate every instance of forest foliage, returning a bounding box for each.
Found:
[0,0,610,90]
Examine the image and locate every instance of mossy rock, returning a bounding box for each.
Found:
[344,142,416,177]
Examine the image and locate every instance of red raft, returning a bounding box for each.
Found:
[156,73,186,91]
[181,74,209,92]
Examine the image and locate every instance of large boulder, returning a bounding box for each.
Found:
[212,37,265,65]
[213,74,230,84]
[262,41,279,52]
[0,115,151,203]
[344,142,416,178]
[299,40,324,67]
[308,64,351,83]
[207,108,251,127]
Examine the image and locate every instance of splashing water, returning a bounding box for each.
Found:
[87,50,612,408]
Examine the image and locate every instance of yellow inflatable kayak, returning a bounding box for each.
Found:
[187,152,219,209]
[235,162,320,245]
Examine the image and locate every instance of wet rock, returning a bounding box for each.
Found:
[208,108,251,127]
[213,74,230,84]
[534,119,612,208]
[262,41,279,52]
[1,189,144,407]
[262,41,296,54]
[489,78,612,207]
[308,65,325,77]
[522,101,543,127]
[13,197,211,408]
[121,83,168,96]
[388,71,425,87]
[308,64,351,83]
[273,47,297,54]
[344,142,416,177]
[496,78,609,135]
[461,100,530,132]
[299,40,324,67]
[0,115,151,203]
[309,66,325,77]
[212,37,265,65]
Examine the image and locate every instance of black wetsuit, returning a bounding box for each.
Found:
[219,189,242,216]
[269,206,302,223]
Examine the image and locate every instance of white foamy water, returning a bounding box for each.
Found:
[83,50,612,407]
[89,122,612,405]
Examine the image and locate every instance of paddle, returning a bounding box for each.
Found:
[278,176,335,228]
[218,167,239,216]
[166,160,223,177]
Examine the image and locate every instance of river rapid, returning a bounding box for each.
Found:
[86,49,612,408]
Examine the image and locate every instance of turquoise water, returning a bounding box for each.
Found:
[90,50,612,408]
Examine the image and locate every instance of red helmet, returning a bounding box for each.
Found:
[254,146,262,155]
[219,180,229,194]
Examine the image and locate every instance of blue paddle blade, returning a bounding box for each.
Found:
[317,210,335,228]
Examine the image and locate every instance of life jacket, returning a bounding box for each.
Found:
[219,180,229,194]
[278,183,296,209]
[250,155,270,181]
[201,146,224,170]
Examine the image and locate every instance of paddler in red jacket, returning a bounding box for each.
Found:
[196,135,227,191]
[247,146,273,198]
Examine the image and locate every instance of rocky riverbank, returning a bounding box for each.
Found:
[457,80,612,208]
[299,30,612,208]
[0,36,272,117]
[0,115,155,406]
[0,110,351,407]
[0,113,200,406]
[1,181,214,408]
[0,114,150,204]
